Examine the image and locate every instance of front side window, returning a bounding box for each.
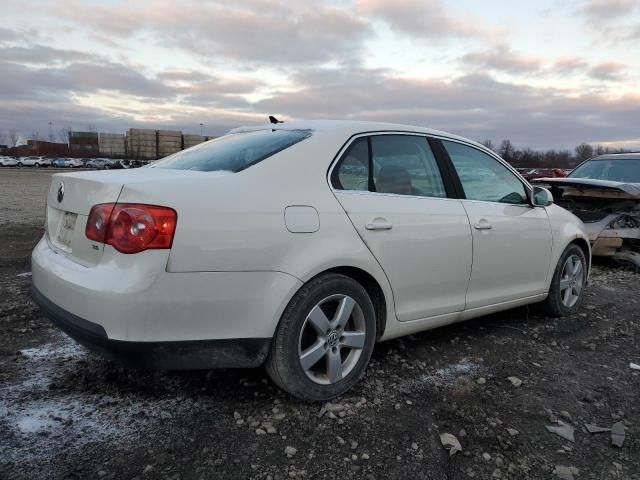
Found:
[443,140,527,204]
[333,135,446,198]
[153,129,311,172]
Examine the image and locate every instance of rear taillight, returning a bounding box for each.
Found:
[85,203,177,254]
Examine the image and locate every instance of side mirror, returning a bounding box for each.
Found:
[532,186,553,207]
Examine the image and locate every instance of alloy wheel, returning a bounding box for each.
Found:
[298,294,367,385]
[559,254,584,308]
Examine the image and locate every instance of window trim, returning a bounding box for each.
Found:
[328,131,458,200]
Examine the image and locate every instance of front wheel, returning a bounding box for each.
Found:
[266,273,376,401]
[542,244,587,317]
[17,162,23,167]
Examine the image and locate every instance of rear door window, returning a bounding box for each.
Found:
[371,135,446,198]
[332,135,447,198]
[154,129,311,172]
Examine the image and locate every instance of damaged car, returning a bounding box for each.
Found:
[533,153,640,267]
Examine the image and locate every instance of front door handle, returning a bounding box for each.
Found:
[366,218,393,231]
[473,220,492,230]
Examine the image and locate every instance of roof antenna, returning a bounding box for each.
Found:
[268,115,283,124]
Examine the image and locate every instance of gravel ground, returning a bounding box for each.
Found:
[1,169,639,480]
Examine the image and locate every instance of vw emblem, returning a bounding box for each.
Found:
[57,182,65,203]
[327,330,340,347]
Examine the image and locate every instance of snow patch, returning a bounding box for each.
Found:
[422,360,482,387]
[0,335,193,467]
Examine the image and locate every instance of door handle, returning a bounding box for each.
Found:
[473,220,492,230]
[366,219,393,230]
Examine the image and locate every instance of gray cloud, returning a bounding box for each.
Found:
[551,57,590,74]
[461,46,542,74]
[589,61,627,81]
[578,0,640,41]
[256,66,640,149]
[54,0,372,66]
[0,45,98,64]
[356,0,495,40]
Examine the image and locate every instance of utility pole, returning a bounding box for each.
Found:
[200,123,204,136]
[48,121,54,142]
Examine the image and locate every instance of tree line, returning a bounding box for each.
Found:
[480,139,633,169]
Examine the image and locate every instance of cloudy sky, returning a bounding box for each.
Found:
[1,0,639,149]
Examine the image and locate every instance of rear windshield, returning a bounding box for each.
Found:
[152,129,312,172]
[570,158,640,183]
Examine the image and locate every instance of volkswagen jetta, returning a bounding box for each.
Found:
[32,120,590,400]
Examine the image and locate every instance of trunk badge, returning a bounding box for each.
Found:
[57,182,64,203]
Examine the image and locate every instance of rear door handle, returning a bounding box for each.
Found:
[366,219,393,231]
[473,220,492,230]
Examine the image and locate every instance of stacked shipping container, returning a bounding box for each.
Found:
[69,131,99,154]
[157,130,182,159]
[99,133,126,157]
[127,128,157,160]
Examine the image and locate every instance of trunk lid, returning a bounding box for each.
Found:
[45,169,206,267]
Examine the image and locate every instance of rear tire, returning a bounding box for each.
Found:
[17,162,23,167]
[541,244,587,317]
[266,273,376,401]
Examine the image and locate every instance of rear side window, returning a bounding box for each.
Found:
[335,138,369,191]
[153,129,311,172]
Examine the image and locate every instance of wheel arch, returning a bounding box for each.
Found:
[304,266,388,339]
[569,237,591,275]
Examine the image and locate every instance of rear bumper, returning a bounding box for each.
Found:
[31,236,303,368]
[32,286,271,369]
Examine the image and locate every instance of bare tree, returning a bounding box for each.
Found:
[8,129,18,147]
[575,143,594,163]
[0,130,6,146]
[58,126,71,144]
[499,139,515,162]
[480,139,495,152]
[87,124,97,132]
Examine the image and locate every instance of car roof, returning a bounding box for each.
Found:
[591,153,640,160]
[228,119,489,151]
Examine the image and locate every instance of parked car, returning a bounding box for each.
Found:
[85,158,111,169]
[17,156,51,167]
[51,158,68,168]
[522,168,567,181]
[52,158,85,168]
[108,159,131,169]
[31,120,591,401]
[533,153,640,267]
[66,158,85,168]
[0,156,18,167]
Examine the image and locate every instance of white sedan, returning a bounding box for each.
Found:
[31,120,590,400]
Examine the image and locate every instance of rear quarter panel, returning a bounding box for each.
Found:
[116,130,398,333]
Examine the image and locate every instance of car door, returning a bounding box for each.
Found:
[440,140,552,309]
[331,134,472,321]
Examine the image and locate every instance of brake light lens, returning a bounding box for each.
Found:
[85,203,177,254]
